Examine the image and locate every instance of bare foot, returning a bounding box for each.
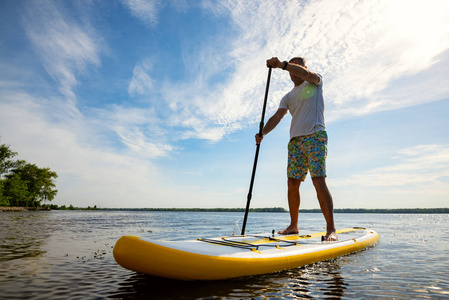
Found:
[322,231,338,241]
[277,225,299,235]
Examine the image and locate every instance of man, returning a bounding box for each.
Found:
[255,56,337,241]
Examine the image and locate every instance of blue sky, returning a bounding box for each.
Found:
[1,0,448,209]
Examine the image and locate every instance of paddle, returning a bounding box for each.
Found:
[241,67,272,235]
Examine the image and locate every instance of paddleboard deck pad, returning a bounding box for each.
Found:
[113,227,379,280]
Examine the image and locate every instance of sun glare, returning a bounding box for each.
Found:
[384,0,449,69]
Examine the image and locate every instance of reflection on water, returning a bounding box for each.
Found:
[0,213,51,261]
[110,260,347,299]
[284,262,347,299]
[0,211,448,299]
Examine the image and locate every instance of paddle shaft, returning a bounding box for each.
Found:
[241,67,272,235]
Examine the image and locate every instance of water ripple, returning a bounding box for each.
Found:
[1,211,448,299]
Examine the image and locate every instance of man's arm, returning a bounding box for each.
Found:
[255,108,288,144]
[266,57,320,84]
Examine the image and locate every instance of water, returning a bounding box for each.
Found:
[1,211,448,299]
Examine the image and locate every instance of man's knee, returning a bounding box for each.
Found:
[312,177,332,198]
[288,177,301,189]
[312,176,326,186]
[312,176,330,192]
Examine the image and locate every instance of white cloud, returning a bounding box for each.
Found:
[16,0,449,151]
[325,144,449,208]
[20,1,175,159]
[121,0,161,27]
[114,126,175,158]
[232,0,448,108]
[3,0,448,209]
[160,0,449,141]
[119,0,449,146]
[92,104,176,158]
[121,0,188,27]
[22,0,102,100]
[332,144,449,189]
[128,64,154,97]
[0,90,183,207]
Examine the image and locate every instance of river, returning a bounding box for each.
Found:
[0,211,448,299]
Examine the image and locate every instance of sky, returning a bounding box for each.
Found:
[0,0,448,210]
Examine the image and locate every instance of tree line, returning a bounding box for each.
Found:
[98,207,288,212]
[40,204,98,210]
[0,141,58,207]
[97,207,449,213]
[299,208,449,214]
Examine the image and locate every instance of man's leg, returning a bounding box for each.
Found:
[278,177,301,234]
[312,177,337,241]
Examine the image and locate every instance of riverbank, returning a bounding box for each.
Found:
[98,207,449,214]
[1,206,448,214]
[0,206,50,212]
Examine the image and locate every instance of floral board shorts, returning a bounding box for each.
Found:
[287,131,328,181]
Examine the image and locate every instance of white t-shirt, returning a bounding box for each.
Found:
[279,74,325,138]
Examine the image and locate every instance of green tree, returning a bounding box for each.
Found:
[0,143,25,178]
[6,163,58,207]
[0,180,7,206]
[3,173,31,206]
[1,142,26,205]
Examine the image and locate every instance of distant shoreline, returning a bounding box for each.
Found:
[1,206,448,214]
[98,207,449,214]
[0,206,51,212]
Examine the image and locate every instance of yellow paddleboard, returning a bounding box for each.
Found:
[113,227,379,280]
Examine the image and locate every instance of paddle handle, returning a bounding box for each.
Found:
[241,67,272,235]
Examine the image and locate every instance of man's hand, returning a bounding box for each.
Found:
[266,57,283,69]
[255,133,264,145]
[254,108,287,145]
